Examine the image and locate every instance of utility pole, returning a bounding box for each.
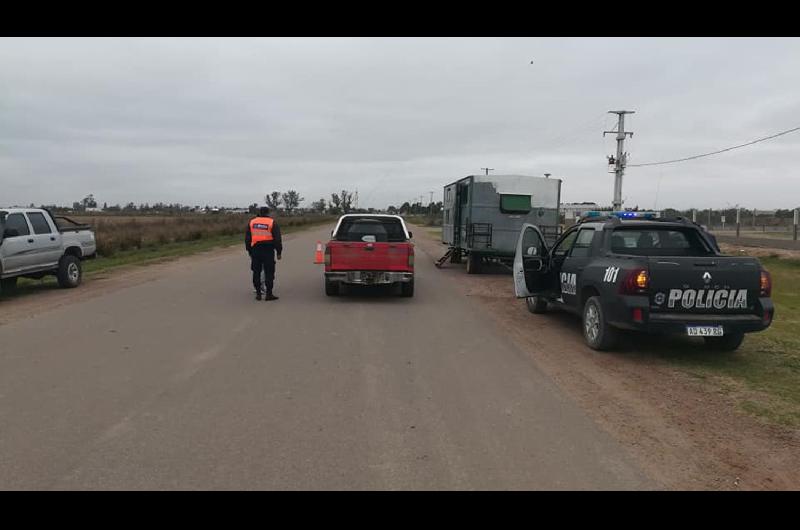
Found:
[481,167,494,176]
[604,110,635,211]
[429,191,434,217]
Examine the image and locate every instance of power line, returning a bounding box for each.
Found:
[629,125,800,167]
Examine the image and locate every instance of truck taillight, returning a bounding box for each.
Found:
[324,245,331,266]
[620,268,649,295]
[408,247,415,268]
[760,270,771,297]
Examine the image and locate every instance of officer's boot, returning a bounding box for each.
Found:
[264,289,279,301]
[255,290,262,301]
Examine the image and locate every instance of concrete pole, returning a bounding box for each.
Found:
[708,208,712,230]
[736,208,741,238]
[604,111,635,211]
[794,208,798,241]
[692,209,697,223]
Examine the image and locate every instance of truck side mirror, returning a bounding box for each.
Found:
[408,231,413,239]
[526,246,538,256]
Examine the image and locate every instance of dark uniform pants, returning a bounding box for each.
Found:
[250,247,276,294]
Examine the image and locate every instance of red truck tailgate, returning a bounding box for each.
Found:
[328,241,412,271]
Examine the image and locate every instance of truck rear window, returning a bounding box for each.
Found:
[336,218,407,242]
[610,227,714,257]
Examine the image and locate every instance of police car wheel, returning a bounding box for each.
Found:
[582,296,617,351]
[526,296,547,314]
[704,332,745,352]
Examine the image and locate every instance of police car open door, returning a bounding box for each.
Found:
[513,224,550,298]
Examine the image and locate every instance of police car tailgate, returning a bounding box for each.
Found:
[647,256,762,315]
[329,241,412,272]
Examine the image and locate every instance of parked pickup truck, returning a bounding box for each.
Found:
[0,208,96,294]
[324,214,415,297]
[513,212,773,351]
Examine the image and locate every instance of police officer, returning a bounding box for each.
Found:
[246,206,282,301]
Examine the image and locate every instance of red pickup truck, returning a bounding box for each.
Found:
[324,214,415,297]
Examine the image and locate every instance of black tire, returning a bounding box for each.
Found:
[704,332,745,352]
[466,254,481,275]
[57,255,82,288]
[1,277,18,294]
[401,280,415,297]
[582,296,618,351]
[526,296,548,314]
[325,279,340,296]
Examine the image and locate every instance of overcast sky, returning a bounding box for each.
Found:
[1,37,798,210]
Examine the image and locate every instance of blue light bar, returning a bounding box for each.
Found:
[582,211,658,220]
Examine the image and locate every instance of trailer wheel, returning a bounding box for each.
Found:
[704,332,745,352]
[466,254,481,275]
[57,255,82,288]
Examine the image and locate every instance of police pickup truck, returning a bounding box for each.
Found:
[513,212,774,352]
[0,208,96,294]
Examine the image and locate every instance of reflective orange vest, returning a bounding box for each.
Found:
[249,217,275,245]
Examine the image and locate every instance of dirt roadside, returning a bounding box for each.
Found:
[413,227,800,490]
[0,228,325,327]
[0,245,240,327]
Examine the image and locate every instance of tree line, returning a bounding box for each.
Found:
[386,201,443,215]
[259,189,363,216]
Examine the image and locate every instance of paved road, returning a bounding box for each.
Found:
[0,225,652,489]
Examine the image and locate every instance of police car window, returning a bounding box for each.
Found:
[27,212,53,234]
[4,213,30,237]
[521,227,545,256]
[553,230,579,257]
[569,229,596,258]
[610,227,713,256]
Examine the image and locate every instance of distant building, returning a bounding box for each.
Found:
[561,202,600,221]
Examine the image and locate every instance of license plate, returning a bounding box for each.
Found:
[687,326,724,337]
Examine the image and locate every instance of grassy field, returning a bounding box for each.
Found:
[715,230,797,241]
[648,256,800,428]
[66,213,333,258]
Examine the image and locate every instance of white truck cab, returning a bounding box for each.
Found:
[0,208,96,294]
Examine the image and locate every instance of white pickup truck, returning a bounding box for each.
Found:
[0,208,96,294]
